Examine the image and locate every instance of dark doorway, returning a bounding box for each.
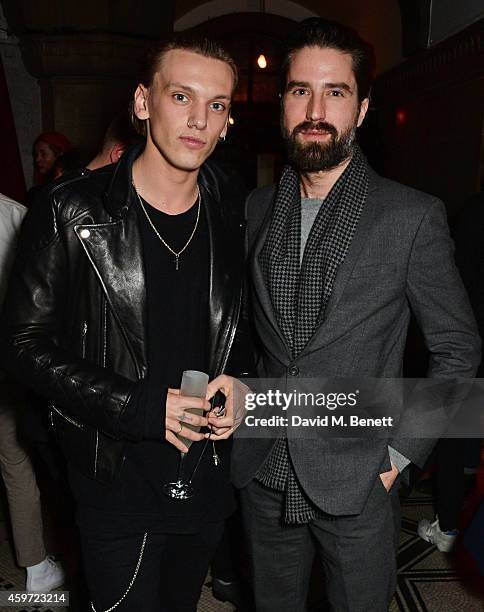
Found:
[191,12,297,190]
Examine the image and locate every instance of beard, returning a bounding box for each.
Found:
[282,119,357,173]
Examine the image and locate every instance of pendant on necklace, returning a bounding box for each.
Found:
[175,255,179,271]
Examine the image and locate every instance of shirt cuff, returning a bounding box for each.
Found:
[388,445,411,473]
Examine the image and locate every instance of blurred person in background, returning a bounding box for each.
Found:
[52,150,84,180]
[0,192,65,592]
[87,113,142,171]
[32,132,72,186]
[417,193,484,552]
[26,132,73,207]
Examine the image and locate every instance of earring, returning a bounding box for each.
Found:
[218,135,226,142]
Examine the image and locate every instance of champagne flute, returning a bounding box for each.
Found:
[163,370,209,500]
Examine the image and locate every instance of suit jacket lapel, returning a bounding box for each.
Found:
[300,176,379,355]
[250,196,292,360]
[323,196,377,318]
[248,168,380,360]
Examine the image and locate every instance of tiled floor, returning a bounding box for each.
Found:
[0,547,235,612]
[0,486,482,611]
[389,489,484,612]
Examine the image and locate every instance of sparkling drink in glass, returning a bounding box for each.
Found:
[163,370,209,500]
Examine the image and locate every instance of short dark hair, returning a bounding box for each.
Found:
[131,32,238,136]
[281,18,375,102]
[103,113,141,150]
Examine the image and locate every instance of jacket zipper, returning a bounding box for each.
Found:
[81,321,88,358]
[94,300,107,478]
[50,403,86,430]
[80,320,100,478]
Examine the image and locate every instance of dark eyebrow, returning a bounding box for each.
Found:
[325,82,353,93]
[166,82,231,101]
[285,80,354,94]
[167,82,195,93]
[286,80,310,91]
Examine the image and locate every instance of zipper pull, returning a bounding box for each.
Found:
[209,398,222,466]
[212,442,221,466]
[81,321,88,357]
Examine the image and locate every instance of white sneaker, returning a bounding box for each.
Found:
[417,516,458,552]
[26,555,65,593]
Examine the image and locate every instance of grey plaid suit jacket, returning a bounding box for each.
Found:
[232,167,481,516]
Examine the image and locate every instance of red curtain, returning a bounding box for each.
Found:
[0,54,26,202]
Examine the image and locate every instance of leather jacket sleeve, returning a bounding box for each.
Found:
[0,189,139,441]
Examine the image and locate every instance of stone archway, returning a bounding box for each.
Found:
[176,0,403,74]
[175,0,316,31]
[188,11,298,187]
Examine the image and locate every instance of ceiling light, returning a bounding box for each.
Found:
[257,54,267,69]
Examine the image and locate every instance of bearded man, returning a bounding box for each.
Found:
[232,18,480,612]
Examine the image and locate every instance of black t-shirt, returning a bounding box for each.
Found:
[70,191,234,534]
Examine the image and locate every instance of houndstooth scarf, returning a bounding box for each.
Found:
[259,145,369,358]
[256,146,369,523]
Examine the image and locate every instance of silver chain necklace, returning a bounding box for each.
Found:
[133,184,201,271]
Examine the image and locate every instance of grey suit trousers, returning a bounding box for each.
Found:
[241,476,399,612]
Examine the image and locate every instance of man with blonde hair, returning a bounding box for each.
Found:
[1,34,247,611]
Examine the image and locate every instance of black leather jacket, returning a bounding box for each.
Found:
[0,146,247,483]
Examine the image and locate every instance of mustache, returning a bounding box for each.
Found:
[292,121,338,138]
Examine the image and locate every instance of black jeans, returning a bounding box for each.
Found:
[80,522,224,612]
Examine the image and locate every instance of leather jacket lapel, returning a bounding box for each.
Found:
[74,202,147,377]
[204,185,242,376]
[74,146,241,380]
